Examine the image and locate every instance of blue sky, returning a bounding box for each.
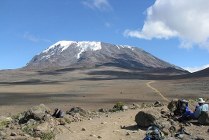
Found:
[1,0,209,72]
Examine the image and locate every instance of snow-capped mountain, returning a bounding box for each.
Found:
[24,41,185,72]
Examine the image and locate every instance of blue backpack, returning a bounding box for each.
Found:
[145,125,164,140]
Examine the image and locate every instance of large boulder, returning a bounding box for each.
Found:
[135,109,161,127]
[198,111,209,125]
[0,116,12,124]
[19,104,51,123]
[66,107,89,117]
[34,122,52,136]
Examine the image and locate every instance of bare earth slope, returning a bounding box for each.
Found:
[0,68,209,139]
[0,67,208,116]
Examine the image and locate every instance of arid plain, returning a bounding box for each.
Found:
[0,66,208,116]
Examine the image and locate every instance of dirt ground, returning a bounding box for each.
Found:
[0,68,209,139]
[55,107,209,140]
[0,68,208,116]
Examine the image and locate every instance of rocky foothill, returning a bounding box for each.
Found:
[0,100,208,140]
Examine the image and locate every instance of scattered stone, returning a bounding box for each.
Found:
[27,119,37,126]
[34,122,52,136]
[81,128,86,131]
[101,122,107,124]
[90,134,97,137]
[131,103,140,109]
[132,131,137,133]
[0,131,7,137]
[126,132,131,136]
[113,130,120,133]
[57,118,66,125]
[10,132,17,136]
[198,112,209,125]
[19,104,51,123]
[98,108,108,113]
[195,136,205,140]
[120,125,125,129]
[66,107,89,117]
[0,116,12,122]
[154,101,163,107]
[135,109,161,127]
[97,135,102,139]
[122,105,129,111]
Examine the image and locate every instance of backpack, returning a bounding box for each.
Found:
[52,108,64,118]
[174,100,188,116]
[145,125,164,140]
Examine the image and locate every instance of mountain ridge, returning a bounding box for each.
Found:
[24,41,187,74]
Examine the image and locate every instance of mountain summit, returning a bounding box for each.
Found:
[25,41,185,72]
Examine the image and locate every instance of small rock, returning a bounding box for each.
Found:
[98,108,106,113]
[154,101,163,107]
[81,128,86,131]
[0,131,7,137]
[90,134,97,137]
[34,122,51,134]
[101,122,107,124]
[98,135,102,139]
[120,125,125,129]
[132,131,137,133]
[122,105,129,111]
[126,132,131,136]
[198,112,209,125]
[114,122,118,125]
[33,138,41,140]
[195,137,205,140]
[58,118,66,125]
[10,132,17,136]
[132,103,140,109]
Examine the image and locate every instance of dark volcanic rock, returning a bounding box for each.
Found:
[135,110,161,127]
[198,111,209,125]
[19,104,51,123]
[66,107,89,117]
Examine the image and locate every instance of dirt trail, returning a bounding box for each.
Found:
[146,81,170,102]
[55,109,145,140]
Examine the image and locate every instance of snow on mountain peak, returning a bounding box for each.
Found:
[76,41,102,59]
[42,41,102,59]
[43,41,74,53]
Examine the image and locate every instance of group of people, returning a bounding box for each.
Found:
[177,98,209,121]
[144,98,209,140]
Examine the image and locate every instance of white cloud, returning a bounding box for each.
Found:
[124,0,209,49]
[23,32,51,43]
[184,64,209,73]
[82,0,112,11]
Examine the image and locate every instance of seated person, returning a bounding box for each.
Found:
[193,98,208,119]
[181,98,208,120]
